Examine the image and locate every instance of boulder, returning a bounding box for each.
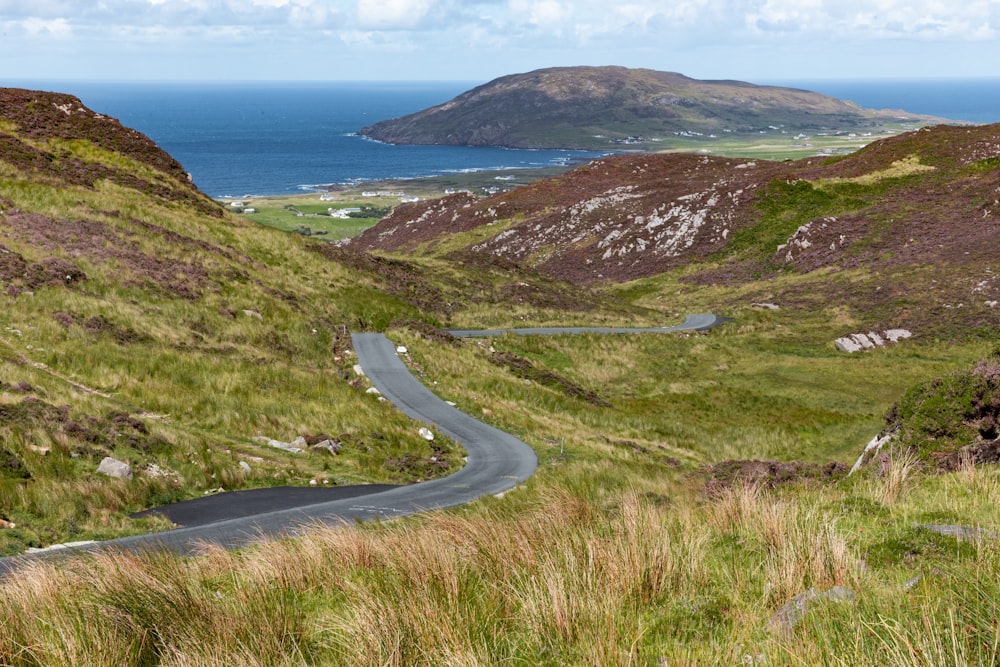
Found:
[418,427,435,441]
[97,457,133,480]
[310,439,342,456]
[835,328,912,353]
[253,436,305,454]
[769,586,855,636]
[848,431,896,475]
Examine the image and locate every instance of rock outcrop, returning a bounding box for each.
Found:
[835,329,912,353]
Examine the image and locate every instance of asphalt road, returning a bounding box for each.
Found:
[0,313,725,574]
[0,333,538,574]
[445,313,729,337]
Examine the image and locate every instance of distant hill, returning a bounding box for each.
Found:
[350,122,1000,335]
[358,66,944,150]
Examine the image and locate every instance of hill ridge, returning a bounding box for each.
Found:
[359,65,945,150]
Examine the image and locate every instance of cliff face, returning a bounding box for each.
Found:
[350,123,1000,333]
[358,66,940,150]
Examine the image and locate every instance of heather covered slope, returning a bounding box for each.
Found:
[358,66,942,150]
[351,123,1000,336]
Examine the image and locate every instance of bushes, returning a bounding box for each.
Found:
[890,352,1000,460]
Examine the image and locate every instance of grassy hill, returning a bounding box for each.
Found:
[1,88,999,665]
[359,66,945,151]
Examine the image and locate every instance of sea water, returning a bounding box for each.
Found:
[14,78,1000,197]
[20,80,604,197]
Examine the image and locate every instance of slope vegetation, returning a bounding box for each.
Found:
[0,89,478,553]
[351,123,1000,336]
[3,89,1000,665]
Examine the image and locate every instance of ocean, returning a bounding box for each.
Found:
[14,78,1000,197]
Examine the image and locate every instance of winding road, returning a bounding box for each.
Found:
[0,314,724,574]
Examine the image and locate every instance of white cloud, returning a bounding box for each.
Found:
[3,0,999,81]
[515,0,573,27]
[356,0,435,30]
[20,16,73,37]
[745,0,997,39]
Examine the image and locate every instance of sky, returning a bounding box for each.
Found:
[3,0,1000,84]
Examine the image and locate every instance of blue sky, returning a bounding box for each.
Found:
[3,0,999,83]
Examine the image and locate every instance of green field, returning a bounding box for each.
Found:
[223,193,396,239]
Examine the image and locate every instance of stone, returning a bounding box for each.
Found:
[836,328,912,352]
[914,523,1000,541]
[418,427,435,441]
[243,309,263,320]
[769,586,855,636]
[239,461,252,474]
[97,457,133,480]
[849,431,896,475]
[310,439,342,456]
[834,337,864,353]
[852,333,876,349]
[884,329,912,343]
[353,364,365,377]
[253,436,304,454]
[396,345,408,354]
[366,386,381,396]
[751,302,781,310]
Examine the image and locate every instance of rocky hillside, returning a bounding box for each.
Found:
[359,66,941,150]
[350,123,1000,335]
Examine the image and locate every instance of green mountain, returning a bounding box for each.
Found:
[359,66,944,150]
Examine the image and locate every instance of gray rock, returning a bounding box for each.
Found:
[914,523,1000,541]
[310,439,342,456]
[418,427,435,441]
[253,436,305,454]
[836,328,912,353]
[884,329,913,343]
[835,336,864,353]
[239,461,252,474]
[849,431,896,475]
[97,457,133,480]
[769,586,855,635]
